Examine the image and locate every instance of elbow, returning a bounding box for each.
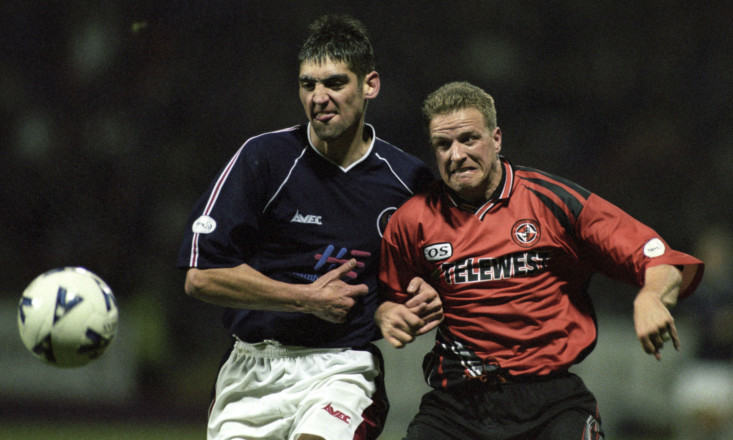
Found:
[184,268,206,299]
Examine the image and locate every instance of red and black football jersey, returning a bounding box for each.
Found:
[380,157,703,388]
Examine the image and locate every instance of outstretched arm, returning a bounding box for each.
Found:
[184,259,368,323]
[633,264,683,360]
[376,277,443,348]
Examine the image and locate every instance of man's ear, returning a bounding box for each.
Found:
[364,71,380,99]
[493,127,502,154]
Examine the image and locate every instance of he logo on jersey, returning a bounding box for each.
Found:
[512,219,540,248]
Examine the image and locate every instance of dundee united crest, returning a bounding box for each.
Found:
[512,219,540,247]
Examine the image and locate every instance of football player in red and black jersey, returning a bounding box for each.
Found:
[376,81,704,440]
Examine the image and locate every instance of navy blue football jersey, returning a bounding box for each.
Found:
[177,124,434,348]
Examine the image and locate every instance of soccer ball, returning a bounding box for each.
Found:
[17,267,118,368]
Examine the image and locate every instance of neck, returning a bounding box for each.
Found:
[483,158,504,200]
[311,123,372,168]
[454,158,504,206]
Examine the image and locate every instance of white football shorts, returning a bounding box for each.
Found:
[207,338,380,440]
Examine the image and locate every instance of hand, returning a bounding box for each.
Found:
[306,259,369,323]
[633,265,684,360]
[376,277,443,348]
[404,277,443,335]
[634,292,679,360]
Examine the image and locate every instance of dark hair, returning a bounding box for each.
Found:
[297,14,375,79]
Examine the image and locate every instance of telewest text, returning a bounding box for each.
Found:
[440,250,552,284]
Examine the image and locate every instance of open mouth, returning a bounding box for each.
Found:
[451,167,476,176]
[315,112,336,122]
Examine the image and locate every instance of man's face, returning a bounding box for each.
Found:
[430,108,502,204]
[299,58,370,144]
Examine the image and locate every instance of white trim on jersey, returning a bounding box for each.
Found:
[188,126,299,267]
[374,152,416,195]
[188,148,242,267]
[305,122,377,173]
[263,146,309,213]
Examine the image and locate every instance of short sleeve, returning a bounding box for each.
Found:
[177,145,268,269]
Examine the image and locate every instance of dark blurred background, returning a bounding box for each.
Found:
[2,1,732,439]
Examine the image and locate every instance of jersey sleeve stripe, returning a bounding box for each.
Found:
[522,177,585,220]
[187,126,302,268]
[188,146,244,267]
[189,231,200,267]
[526,187,576,240]
[516,166,591,199]
[203,147,243,215]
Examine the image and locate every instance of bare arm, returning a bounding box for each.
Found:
[184,259,368,323]
[633,264,683,360]
[376,277,443,348]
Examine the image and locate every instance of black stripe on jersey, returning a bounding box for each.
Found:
[522,177,585,220]
[516,166,591,199]
[526,187,576,240]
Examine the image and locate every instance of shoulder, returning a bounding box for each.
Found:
[229,125,307,174]
[366,125,427,168]
[239,125,306,157]
[501,164,598,238]
[370,134,434,191]
[393,181,442,215]
[373,138,427,168]
[513,164,593,215]
[384,182,443,244]
[514,165,592,199]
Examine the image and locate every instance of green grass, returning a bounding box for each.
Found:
[1,421,204,440]
[1,420,670,440]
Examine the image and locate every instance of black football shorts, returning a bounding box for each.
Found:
[403,372,604,440]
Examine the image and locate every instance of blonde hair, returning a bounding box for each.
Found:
[422,81,497,130]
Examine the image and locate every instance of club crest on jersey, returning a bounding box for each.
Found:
[512,219,540,248]
[377,207,397,237]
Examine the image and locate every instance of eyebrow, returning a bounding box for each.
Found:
[298,73,350,83]
[429,134,451,146]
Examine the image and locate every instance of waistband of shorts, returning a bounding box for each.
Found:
[232,336,348,358]
[453,369,572,389]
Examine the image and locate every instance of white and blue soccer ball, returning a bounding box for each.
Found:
[17,267,118,368]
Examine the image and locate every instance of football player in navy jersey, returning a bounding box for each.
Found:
[177,15,441,440]
[377,81,704,440]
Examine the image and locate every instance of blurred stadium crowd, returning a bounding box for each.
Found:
[1,1,731,438]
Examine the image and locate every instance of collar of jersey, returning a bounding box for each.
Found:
[305,122,376,173]
[444,156,514,219]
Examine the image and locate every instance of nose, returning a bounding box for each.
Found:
[312,84,329,105]
[449,141,467,162]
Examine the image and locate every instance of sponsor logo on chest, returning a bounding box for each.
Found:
[290,210,323,225]
[424,218,551,284]
[439,250,552,284]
